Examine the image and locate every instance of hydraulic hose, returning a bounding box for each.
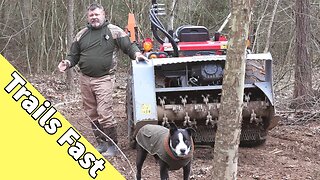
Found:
[149,8,179,57]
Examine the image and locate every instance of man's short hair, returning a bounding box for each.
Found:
[87,3,104,11]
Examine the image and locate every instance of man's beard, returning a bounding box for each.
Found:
[90,19,104,28]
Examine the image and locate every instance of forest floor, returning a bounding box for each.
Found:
[28,67,320,180]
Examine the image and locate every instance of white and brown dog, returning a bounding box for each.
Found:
[135,123,195,180]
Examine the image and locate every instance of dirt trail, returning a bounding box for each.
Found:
[31,71,320,180]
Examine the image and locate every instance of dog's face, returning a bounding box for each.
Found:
[169,124,195,157]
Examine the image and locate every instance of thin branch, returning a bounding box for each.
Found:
[0,20,37,53]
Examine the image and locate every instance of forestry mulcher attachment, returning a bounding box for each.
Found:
[126,0,278,147]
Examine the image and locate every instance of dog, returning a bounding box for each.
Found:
[135,123,195,180]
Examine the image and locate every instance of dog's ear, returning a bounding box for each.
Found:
[186,127,196,136]
[169,122,178,135]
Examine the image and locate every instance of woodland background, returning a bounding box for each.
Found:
[1,0,319,75]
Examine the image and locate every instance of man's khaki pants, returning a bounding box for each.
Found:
[79,73,116,129]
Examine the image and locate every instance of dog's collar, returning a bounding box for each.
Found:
[163,133,194,160]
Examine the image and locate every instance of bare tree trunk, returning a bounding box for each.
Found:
[212,0,254,179]
[167,0,178,31]
[37,2,47,73]
[19,0,32,74]
[263,0,279,53]
[66,0,75,90]
[252,0,269,53]
[293,0,312,108]
[187,0,192,24]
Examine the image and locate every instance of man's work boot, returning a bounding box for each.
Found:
[102,141,118,157]
[102,126,118,157]
[95,140,109,154]
[91,121,109,154]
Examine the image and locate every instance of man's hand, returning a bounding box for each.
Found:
[135,52,149,63]
[58,60,71,72]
